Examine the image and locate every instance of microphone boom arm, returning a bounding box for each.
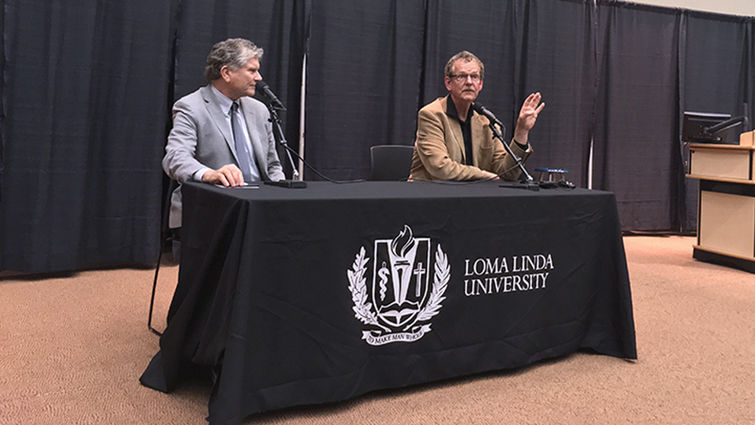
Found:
[486,121,535,184]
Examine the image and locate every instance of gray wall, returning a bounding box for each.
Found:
[627,0,755,16]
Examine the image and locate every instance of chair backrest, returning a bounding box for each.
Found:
[369,145,415,181]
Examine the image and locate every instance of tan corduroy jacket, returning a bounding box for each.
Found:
[409,96,532,181]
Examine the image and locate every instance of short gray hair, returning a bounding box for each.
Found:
[444,50,485,80]
[204,38,264,82]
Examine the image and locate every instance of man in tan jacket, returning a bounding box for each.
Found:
[409,51,545,181]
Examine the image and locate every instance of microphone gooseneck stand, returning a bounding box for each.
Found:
[265,103,307,188]
[486,121,539,191]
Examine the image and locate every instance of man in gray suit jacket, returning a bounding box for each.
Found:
[162,38,285,229]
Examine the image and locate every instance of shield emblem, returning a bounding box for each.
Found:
[371,226,431,329]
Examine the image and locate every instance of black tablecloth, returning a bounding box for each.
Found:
[141,181,636,425]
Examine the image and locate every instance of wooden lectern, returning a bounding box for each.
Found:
[686,130,755,272]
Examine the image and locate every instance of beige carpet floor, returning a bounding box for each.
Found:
[1,236,753,424]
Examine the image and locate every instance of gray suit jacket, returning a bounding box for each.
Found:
[162,84,285,228]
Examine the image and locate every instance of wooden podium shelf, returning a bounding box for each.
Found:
[686,142,755,273]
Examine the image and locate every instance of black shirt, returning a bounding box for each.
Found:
[444,95,475,165]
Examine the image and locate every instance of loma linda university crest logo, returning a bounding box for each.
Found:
[347,225,450,346]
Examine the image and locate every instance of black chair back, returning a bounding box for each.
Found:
[369,145,414,181]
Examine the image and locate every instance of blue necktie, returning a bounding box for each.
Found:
[230,102,259,182]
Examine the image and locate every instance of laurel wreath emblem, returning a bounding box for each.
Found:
[347,247,381,326]
[347,244,450,330]
[417,245,449,322]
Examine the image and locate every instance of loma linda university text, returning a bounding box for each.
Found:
[463,253,554,297]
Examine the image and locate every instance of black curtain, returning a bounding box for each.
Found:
[2,0,754,274]
[0,0,4,203]
[514,0,597,186]
[682,12,751,129]
[305,0,426,180]
[171,0,309,177]
[0,0,176,272]
[422,0,517,137]
[593,2,681,231]
[752,20,755,132]
[679,11,753,232]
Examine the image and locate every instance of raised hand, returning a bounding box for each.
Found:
[518,92,545,131]
[513,92,545,145]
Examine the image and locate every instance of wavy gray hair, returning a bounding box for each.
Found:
[444,50,485,80]
[204,38,263,82]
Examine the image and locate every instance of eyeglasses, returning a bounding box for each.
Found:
[448,73,481,83]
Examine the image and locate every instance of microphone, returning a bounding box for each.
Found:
[471,102,504,128]
[256,81,286,111]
